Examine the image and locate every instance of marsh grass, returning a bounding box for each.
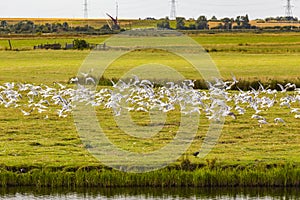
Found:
[0,162,299,187]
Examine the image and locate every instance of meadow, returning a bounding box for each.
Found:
[0,32,299,187]
[1,33,300,83]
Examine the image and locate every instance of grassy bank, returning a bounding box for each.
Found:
[0,163,299,187]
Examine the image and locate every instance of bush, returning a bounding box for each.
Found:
[73,39,89,50]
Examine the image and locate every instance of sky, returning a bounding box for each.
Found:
[0,0,299,20]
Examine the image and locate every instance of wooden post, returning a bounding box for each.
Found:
[8,40,12,50]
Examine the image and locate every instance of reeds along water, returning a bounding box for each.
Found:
[0,164,299,188]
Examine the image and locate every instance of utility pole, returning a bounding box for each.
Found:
[116,1,119,20]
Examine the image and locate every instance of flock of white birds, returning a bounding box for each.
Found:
[0,75,299,127]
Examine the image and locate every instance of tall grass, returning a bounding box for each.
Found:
[75,75,300,90]
[0,163,299,188]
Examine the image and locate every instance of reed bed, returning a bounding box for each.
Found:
[0,163,299,188]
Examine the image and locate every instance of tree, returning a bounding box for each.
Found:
[196,16,209,30]
[51,23,63,32]
[221,18,233,30]
[210,16,218,21]
[14,20,35,33]
[40,25,50,33]
[62,22,69,31]
[0,20,7,28]
[236,16,241,26]
[100,24,111,31]
[44,23,53,32]
[73,39,89,50]
[241,14,250,29]
[176,17,186,30]
[189,24,196,29]
[157,17,170,29]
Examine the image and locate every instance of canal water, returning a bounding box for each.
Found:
[0,187,299,199]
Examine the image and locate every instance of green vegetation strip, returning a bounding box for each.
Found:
[0,163,299,187]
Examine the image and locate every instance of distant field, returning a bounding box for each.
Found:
[1,32,300,50]
[0,18,158,29]
[0,36,109,50]
[1,18,300,30]
[251,21,300,28]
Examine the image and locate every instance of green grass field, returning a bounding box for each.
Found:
[1,91,298,168]
[0,50,299,84]
[0,36,109,50]
[0,33,299,82]
[0,32,299,187]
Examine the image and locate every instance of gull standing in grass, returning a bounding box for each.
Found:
[274,118,285,124]
[258,119,268,127]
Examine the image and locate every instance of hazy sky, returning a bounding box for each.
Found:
[0,0,299,19]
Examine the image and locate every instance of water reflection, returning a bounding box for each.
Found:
[0,187,299,199]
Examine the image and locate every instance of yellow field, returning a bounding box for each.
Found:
[0,18,138,29]
[251,20,300,28]
[207,21,300,29]
[1,18,300,30]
